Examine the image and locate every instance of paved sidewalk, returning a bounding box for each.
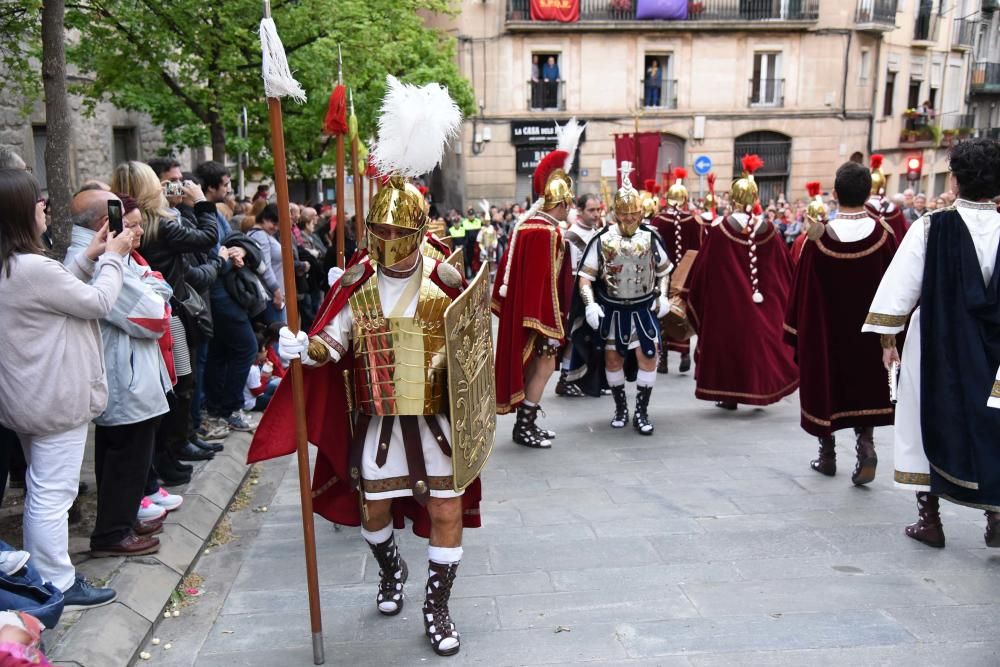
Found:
[151,367,1000,666]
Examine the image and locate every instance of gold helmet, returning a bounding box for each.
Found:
[366,176,428,266]
[614,162,642,215]
[367,75,462,267]
[666,168,689,208]
[732,154,764,211]
[531,118,585,212]
[805,181,828,224]
[541,167,574,210]
[869,154,886,196]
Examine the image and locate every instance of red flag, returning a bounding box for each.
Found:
[530,0,579,22]
[324,85,348,136]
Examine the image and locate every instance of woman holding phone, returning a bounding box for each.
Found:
[0,168,133,610]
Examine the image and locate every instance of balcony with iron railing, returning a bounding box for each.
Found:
[505,0,819,29]
[640,79,678,110]
[971,62,1000,94]
[854,0,898,31]
[749,78,784,108]
[951,18,977,49]
[913,10,939,44]
[527,80,566,111]
[898,110,975,147]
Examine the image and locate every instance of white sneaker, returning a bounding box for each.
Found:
[146,487,183,512]
[137,497,167,522]
[0,551,30,576]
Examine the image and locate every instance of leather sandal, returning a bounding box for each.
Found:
[810,436,836,476]
[905,492,945,548]
[851,427,877,486]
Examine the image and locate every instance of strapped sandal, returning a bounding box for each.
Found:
[513,405,552,449]
[810,436,836,476]
[367,533,408,615]
[905,492,945,548]
[423,561,461,657]
[633,385,654,435]
[610,385,629,428]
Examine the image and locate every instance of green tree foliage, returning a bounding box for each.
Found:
[0,0,43,111]
[62,0,474,180]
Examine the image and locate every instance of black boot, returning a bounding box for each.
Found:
[905,492,945,548]
[679,353,691,373]
[851,427,877,486]
[423,561,461,656]
[810,436,836,476]
[610,385,629,428]
[656,353,668,375]
[633,385,654,435]
[512,405,552,449]
[367,533,408,615]
[554,369,584,397]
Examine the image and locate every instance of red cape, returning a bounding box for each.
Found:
[492,218,567,414]
[791,232,808,264]
[247,252,482,537]
[865,199,908,241]
[687,220,799,406]
[784,225,897,436]
[651,209,701,353]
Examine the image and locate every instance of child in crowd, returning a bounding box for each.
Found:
[244,335,280,412]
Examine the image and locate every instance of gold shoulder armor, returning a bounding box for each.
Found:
[341,263,366,287]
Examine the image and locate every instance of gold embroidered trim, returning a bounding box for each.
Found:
[801,407,895,428]
[316,331,346,358]
[938,493,1000,513]
[931,463,979,490]
[311,475,340,498]
[783,323,797,336]
[992,380,1000,398]
[719,219,776,246]
[697,380,799,402]
[815,229,888,259]
[864,312,908,327]
[894,470,931,486]
[362,475,455,493]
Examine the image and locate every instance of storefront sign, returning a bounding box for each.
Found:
[510,120,587,146]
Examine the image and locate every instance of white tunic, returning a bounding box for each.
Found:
[320,261,461,500]
[827,215,876,243]
[862,200,1000,489]
[567,222,600,274]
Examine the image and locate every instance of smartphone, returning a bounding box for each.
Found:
[108,200,124,235]
[163,181,184,197]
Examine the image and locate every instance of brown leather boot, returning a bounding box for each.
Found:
[657,353,668,374]
[986,511,1000,548]
[810,436,836,476]
[851,427,877,486]
[905,492,945,548]
[679,353,691,373]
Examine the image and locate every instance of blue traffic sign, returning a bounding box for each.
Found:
[694,155,713,175]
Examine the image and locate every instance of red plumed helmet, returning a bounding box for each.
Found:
[707,173,716,188]
[741,154,765,174]
[417,185,429,196]
[533,150,568,199]
[643,179,657,193]
[673,167,687,182]
[870,154,884,170]
[805,181,822,198]
[752,202,763,216]
[652,184,661,194]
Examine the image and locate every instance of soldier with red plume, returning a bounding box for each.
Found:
[865,154,908,240]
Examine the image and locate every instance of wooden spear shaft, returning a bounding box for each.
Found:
[336,133,346,269]
[352,133,364,241]
[263,37,325,666]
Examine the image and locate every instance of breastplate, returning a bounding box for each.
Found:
[349,262,451,416]
[599,227,656,301]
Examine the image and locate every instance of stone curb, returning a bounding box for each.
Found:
[47,431,254,667]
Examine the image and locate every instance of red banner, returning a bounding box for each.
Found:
[614,132,660,187]
[530,0,580,22]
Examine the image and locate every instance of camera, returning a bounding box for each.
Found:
[163,181,184,197]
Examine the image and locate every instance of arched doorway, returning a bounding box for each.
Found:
[733,131,791,204]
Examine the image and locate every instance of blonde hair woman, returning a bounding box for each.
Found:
[110,161,175,242]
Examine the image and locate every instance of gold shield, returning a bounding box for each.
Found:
[444,265,496,491]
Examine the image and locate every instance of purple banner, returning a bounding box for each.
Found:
[635,0,687,20]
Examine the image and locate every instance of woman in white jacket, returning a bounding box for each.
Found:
[0,168,134,611]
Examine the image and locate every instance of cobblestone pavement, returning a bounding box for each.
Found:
[150,363,1000,666]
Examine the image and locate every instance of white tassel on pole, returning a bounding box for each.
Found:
[259,17,307,102]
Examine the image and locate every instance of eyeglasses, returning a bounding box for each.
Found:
[37,198,49,215]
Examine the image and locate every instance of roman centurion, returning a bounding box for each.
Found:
[248,77,495,657]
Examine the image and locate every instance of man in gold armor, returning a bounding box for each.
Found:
[272,77,485,658]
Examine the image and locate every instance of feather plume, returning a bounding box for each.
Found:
[533,150,569,198]
[752,202,763,216]
[555,117,586,174]
[259,18,306,102]
[741,154,765,175]
[870,154,884,169]
[479,199,491,218]
[643,179,657,193]
[324,85,348,136]
[707,172,716,189]
[371,75,462,178]
[653,184,661,194]
[805,181,821,198]
[673,167,687,182]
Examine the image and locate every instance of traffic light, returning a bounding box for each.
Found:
[906,155,923,183]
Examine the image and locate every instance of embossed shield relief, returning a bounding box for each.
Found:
[444,266,496,491]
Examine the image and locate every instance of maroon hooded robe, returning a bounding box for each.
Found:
[651,209,701,354]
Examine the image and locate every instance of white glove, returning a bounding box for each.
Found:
[328,266,345,287]
[655,296,670,319]
[278,327,310,364]
[585,303,604,330]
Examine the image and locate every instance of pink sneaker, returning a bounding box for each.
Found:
[146,487,183,512]
[137,496,167,522]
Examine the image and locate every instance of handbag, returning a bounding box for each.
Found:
[178,286,213,338]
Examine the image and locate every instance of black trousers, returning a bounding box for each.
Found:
[0,424,19,506]
[157,371,195,460]
[92,417,160,547]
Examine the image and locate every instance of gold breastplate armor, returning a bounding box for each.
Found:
[599,226,657,301]
[349,261,452,415]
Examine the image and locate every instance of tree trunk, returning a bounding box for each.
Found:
[209,114,226,164]
[41,0,73,260]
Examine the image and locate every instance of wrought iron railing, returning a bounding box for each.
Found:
[640,78,678,109]
[527,79,566,111]
[506,0,819,22]
[952,18,977,48]
[971,62,1000,92]
[748,78,784,108]
[854,0,897,26]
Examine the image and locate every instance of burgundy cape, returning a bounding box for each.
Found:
[865,199,908,241]
[651,209,702,353]
[784,225,897,437]
[246,252,482,538]
[492,218,567,414]
[686,220,799,406]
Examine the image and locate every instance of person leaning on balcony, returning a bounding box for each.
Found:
[542,56,560,109]
[645,59,662,107]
